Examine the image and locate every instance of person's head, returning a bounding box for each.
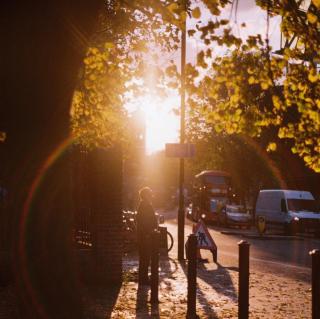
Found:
[139,186,153,202]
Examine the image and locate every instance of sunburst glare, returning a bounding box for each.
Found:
[127,93,180,154]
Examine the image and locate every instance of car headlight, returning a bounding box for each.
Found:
[293,217,299,222]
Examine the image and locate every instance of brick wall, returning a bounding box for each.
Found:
[88,146,123,284]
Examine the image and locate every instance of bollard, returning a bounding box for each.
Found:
[159,226,168,256]
[310,249,320,319]
[238,240,250,319]
[151,230,160,304]
[187,234,197,319]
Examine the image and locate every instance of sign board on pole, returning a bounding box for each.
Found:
[192,220,217,262]
[165,143,196,158]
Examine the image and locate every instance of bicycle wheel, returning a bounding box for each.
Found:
[166,230,174,252]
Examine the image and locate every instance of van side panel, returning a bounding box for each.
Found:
[256,191,286,225]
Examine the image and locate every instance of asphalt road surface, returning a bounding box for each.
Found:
[161,209,320,283]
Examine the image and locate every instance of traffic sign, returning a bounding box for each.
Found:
[193,220,216,250]
[165,143,195,158]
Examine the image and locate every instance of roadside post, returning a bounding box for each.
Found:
[165,142,196,261]
[310,249,320,319]
[151,230,160,304]
[238,240,250,319]
[257,216,266,236]
[158,226,168,256]
[186,234,197,319]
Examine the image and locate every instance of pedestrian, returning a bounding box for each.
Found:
[136,186,157,285]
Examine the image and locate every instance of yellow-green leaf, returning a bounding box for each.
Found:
[272,95,281,109]
[267,142,277,152]
[248,76,255,84]
[192,7,201,19]
[307,12,318,24]
[308,70,318,83]
[312,0,320,9]
[180,11,187,23]
[167,3,179,13]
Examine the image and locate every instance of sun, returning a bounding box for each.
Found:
[128,93,180,154]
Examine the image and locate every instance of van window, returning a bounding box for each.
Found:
[287,199,319,212]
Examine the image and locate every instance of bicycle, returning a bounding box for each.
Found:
[122,210,174,253]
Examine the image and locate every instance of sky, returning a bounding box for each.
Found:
[126,0,282,154]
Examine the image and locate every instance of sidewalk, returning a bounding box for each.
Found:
[102,252,311,319]
[0,252,312,318]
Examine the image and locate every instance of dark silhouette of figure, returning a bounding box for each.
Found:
[136,187,157,285]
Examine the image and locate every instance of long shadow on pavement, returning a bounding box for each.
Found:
[124,253,175,318]
[136,284,160,319]
[197,262,238,302]
[179,260,219,319]
[82,283,121,319]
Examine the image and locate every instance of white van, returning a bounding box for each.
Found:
[255,190,320,234]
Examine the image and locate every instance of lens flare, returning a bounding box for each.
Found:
[18,136,75,318]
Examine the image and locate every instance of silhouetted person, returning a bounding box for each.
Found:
[136,187,157,285]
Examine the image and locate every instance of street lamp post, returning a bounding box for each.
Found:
[178,0,187,261]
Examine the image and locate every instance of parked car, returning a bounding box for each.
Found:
[255,189,320,235]
[219,204,252,229]
[186,202,251,229]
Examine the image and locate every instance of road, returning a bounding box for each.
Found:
[161,209,320,283]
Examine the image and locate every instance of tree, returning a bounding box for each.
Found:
[70,0,183,149]
[1,1,102,317]
[183,0,320,172]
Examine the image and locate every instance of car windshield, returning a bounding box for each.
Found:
[287,199,319,212]
[204,175,230,186]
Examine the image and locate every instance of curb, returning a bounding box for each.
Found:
[243,234,303,241]
[220,230,303,241]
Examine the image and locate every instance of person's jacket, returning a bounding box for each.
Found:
[136,199,157,238]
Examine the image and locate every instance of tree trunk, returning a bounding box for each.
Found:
[0,1,102,317]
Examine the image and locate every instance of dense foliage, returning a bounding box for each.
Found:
[71,0,320,173]
[70,0,184,149]
[185,0,320,172]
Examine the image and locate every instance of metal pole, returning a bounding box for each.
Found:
[151,230,160,304]
[187,234,197,318]
[238,240,250,319]
[310,249,320,319]
[178,0,187,261]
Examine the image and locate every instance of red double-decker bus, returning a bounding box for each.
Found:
[190,170,232,223]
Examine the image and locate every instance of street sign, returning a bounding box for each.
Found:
[193,220,216,250]
[165,143,195,158]
[192,220,217,263]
